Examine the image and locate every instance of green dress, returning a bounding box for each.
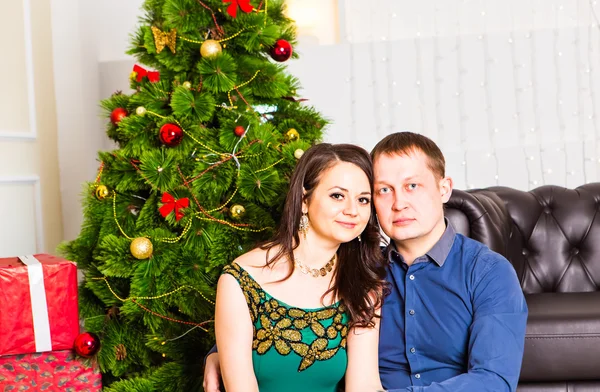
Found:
[222,263,349,392]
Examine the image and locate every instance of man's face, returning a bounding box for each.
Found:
[373,150,452,245]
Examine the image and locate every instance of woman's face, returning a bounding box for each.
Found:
[303,161,372,245]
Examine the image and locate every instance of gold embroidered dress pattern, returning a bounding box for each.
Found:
[222,263,348,372]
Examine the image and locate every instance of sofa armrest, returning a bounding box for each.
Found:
[520,292,600,382]
[446,189,511,257]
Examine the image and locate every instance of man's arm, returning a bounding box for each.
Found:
[203,351,221,392]
[389,254,528,392]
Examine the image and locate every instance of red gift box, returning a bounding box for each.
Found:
[0,254,79,356]
[0,350,102,391]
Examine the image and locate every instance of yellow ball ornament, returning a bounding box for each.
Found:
[285,128,300,142]
[95,185,110,200]
[294,149,305,159]
[200,40,222,58]
[136,106,146,116]
[182,81,192,89]
[130,237,153,259]
[230,204,246,220]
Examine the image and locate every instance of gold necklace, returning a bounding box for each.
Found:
[294,254,336,278]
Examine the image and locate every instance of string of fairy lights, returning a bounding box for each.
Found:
[588,0,600,184]
[433,5,444,148]
[455,5,469,188]
[338,0,600,189]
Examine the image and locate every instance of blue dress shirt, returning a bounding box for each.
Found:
[380,221,528,391]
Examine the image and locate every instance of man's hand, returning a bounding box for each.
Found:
[203,352,222,392]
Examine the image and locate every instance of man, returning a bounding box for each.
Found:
[204,132,528,391]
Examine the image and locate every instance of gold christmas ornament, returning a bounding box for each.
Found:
[285,128,300,142]
[200,40,222,58]
[294,149,305,159]
[95,185,110,200]
[151,26,177,54]
[130,237,153,259]
[182,81,192,89]
[230,204,246,220]
[136,106,147,116]
[129,71,138,81]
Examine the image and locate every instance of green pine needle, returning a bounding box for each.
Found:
[197,52,238,93]
[170,87,216,121]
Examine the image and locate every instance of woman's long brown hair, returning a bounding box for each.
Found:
[261,143,387,328]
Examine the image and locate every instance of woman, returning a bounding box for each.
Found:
[215,143,387,392]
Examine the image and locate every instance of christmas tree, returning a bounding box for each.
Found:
[61,0,327,390]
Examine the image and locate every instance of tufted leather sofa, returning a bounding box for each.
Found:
[445,184,600,392]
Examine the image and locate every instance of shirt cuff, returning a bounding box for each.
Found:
[204,344,218,365]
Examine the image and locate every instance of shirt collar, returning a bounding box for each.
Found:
[386,218,456,267]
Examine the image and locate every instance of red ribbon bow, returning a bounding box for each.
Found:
[133,64,160,83]
[159,193,189,221]
[223,0,253,18]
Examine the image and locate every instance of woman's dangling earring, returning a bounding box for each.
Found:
[357,234,362,242]
[299,213,309,240]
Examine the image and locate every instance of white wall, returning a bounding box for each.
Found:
[50,0,138,241]
[52,0,600,240]
[0,0,63,256]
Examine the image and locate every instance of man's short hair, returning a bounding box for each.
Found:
[371,132,446,179]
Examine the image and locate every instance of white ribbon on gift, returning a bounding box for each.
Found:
[18,255,52,352]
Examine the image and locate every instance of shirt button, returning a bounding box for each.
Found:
[410,347,416,353]
[409,274,415,280]
[409,309,415,315]
[415,374,421,379]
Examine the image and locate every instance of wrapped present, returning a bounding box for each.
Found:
[0,254,79,356]
[0,350,102,391]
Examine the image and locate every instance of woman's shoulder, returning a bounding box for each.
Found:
[228,245,290,285]
[219,249,267,293]
[232,246,270,269]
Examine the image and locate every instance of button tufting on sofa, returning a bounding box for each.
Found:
[446,184,600,391]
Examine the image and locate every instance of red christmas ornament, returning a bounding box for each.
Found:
[74,332,101,358]
[270,39,293,62]
[159,123,184,147]
[110,108,128,125]
[234,125,246,137]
